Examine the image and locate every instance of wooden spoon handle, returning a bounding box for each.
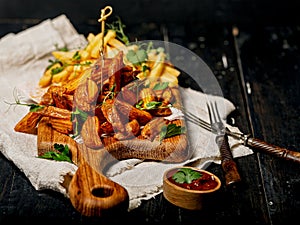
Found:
[68,161,129,217]
[247,138,300,164]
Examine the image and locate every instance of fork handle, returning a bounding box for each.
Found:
[247,138,300,164]
[216,134,242,187]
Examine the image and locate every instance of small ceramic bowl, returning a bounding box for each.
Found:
[163,166,221,210]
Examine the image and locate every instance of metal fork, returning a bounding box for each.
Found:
[206,101,242,187]
[183,102,300,166]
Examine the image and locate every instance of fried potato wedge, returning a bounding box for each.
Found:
[14,112,42,135]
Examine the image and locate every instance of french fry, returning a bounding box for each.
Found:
[88,33,104,58]
[52,51,76,63]
[148,52,166,83]
[106,45,120,58]
[68,59,97,81]
[64,67,92,94]
[87,33,95,43]
[90,30,117,58]
[107,37,126,50]
[67,65,82,81]
[79,49,90,61]
[86,33,103,56]
[39,62,62,88]
[160,72,179,87]
[51,69,71,84]
[104,30,117,44]
[163,65,181,77]
[38,71,52,88]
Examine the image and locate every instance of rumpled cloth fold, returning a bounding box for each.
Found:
[0,15,253,211]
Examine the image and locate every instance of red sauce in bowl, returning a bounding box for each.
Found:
[167,168,219,191]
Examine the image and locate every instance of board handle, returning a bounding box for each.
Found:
[68,160,129,216]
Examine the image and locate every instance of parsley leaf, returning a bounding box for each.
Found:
[145,101,162,109]
[160,123,186,141]
[135,100,144,110]
[172,168,202,184]
[38,143,72,163]
[46,59,61,70]
[71,107,89,137]
[135,100,163,110]
[29,104,44,112]
[159,125,168,141]
[126,49,148,66]
[51,66,64,75]
[72,51,81,61]
[153,82,169,91]
[54,44,68,52]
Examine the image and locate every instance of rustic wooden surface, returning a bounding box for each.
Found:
[0,19,299,225]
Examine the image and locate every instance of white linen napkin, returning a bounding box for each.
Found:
[0,15,253,211]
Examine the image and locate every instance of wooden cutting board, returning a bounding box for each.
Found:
[37,117,129,217]
[37,115,189,216]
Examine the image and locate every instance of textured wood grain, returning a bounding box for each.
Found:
[216,134,241,187]
[247,138,300,164]
[68,156,129,217]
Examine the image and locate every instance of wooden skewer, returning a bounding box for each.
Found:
[98,6,113,56]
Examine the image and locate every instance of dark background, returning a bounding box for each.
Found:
[0,0,299,35]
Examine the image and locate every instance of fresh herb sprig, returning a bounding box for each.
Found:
[135,100,163,110]
[71,107,89,137]
[47,53,92,76]
[5,88,44,112]
[125,42,157,66]
[172,168,202,184]
[126,49,148,66]
[38,143,72,163]
[106,16,129,45]
[160,123,186,141]
[152,82,169,91]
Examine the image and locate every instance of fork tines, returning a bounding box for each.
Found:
[182,108,212,132]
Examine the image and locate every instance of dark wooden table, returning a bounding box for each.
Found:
[0,19,299,225]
